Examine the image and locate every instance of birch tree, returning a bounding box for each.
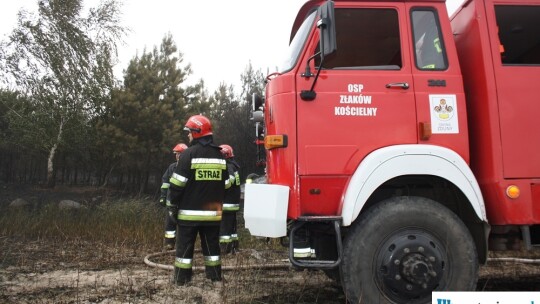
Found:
[0,0,126,187]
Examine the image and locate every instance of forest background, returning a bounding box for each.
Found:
[0,0,266,195]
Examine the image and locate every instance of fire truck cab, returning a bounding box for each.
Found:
[244,0,540,302]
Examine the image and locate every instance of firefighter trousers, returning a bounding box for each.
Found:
[163,212,176,247]
[173,224,221,284]
[219,210,238,254]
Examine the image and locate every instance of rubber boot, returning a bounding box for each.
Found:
[219,241,232,255]
[205,265,222,282]
[172,267,192,286]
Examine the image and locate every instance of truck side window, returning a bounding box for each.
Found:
[315,8,402,70]
[495,5,540,65]
[411,9,448,70]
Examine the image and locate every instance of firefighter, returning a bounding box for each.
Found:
[167,114,230,285]
[218,144,241,254]
[245,173,259,184]
[159,143,188,250]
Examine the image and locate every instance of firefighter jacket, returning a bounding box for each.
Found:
[159,162,177,205]
[168,136,230,226]
[223,159,241,212]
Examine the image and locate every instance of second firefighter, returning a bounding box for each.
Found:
[218,144,241,254]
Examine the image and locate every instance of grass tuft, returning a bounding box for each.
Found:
[0,198,163,248]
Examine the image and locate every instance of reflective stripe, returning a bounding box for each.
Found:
[293,247,312,258]
[161,182,170,189]
[179,210,221,216]
[192,163,227,170]
[192,158,227,165]
[223,203,240,211]
[204,255,221,266]
[225,178,232,189]
[178,210,222,221]
[234,172,240,186]
[174,257,192,269]
[220,235,232,243]
[231,233,238,241]
[205,255,220,261]
[191,158,226,169]
[165,200,174,207]
[165,231,176,239]
[170,173,188,187]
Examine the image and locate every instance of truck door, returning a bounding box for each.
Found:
[408,6,470,159]
[296,4,417,176]
[491,4,540,178]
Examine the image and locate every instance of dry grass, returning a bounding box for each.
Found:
[1,189,540,303]
[0,196,343,303]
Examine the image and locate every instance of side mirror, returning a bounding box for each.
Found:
[318,0,336,58]
[252,93,264,112]
[300,1,337,102]
[252,111,264,123]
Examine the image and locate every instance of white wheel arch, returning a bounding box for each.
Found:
[340,144,487,226]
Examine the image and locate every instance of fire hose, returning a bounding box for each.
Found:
[145,250,540,272]
[144,249,292,271]
[487,257,540,264]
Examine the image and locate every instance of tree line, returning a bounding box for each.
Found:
[0,0,266,195]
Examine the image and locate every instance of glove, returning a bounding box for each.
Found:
[167,206,178,224]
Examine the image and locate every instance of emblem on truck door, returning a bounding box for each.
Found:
[429,94,459,134]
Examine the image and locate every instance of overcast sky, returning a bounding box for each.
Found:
[0,0,463,93]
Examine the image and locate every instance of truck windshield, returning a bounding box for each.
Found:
[278,11,317,73]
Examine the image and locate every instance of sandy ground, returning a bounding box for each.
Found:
[0,238,344,304]
[2,237,540,304]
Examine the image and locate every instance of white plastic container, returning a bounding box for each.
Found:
[243,184,289,237]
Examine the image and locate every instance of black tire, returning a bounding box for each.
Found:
[341,196,478,304]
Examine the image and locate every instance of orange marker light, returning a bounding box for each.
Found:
[505,185,520,199]
[264,135,288,150]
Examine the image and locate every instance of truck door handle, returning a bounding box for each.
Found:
[385,82,409,89]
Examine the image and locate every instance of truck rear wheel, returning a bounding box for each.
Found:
[341,196,478,304]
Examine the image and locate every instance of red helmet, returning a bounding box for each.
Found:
[184,115,213,139]
[219,144,234,158]
[172,143,188,153]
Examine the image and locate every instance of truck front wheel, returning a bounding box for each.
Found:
[341,196,478,304]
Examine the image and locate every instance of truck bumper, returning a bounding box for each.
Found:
[244,184,289,237]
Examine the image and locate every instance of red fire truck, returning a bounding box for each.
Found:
[243,0,540,302]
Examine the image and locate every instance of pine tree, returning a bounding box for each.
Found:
[96,34,204,192]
